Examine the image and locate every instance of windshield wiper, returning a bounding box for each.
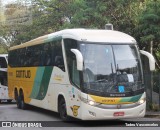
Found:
[95,79,108,82]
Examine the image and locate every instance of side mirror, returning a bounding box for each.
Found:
[140,50,155,71]
[71,49,83,71]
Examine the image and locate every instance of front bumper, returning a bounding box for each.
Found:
[81,101,146,120]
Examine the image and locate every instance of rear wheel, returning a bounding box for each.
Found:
[59,98,70,121]
[14,89,20,108]
[17,96,21,109]
[18,90,27,110]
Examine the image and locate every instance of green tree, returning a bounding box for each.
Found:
[13,0,73,44]
[1,0,160,69]
[0,45,8,54]
[3,0,143,45]
[0,1,33,46]
[135,0,160,68]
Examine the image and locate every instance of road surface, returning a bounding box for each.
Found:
[0,102,159,130]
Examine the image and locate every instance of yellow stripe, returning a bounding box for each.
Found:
[89,95,121,104]
[89,94,134,105]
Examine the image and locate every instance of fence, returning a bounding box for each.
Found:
[144,72,160,111]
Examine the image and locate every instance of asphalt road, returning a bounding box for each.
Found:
[0,102,160,130]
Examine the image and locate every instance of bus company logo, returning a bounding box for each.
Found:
[16,70,31,78]
[101,99,116,103]
[54,74,64,81]
[70,105,80,117]
[110,93,126,97]
[117,104,121,109]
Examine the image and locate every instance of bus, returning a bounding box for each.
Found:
[8,28,155,120]
[0,54,12,103]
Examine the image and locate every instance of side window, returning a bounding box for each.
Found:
[25,45,42,66]
[9,48,28,67]
[18,48,26,67]
[8,50,16,67]
[43,43,52,66]
[25,47,32,66]
[0,71,7,86]
[64,39,80,88]
[32,45,42,66]
[52,40,65,71]
[0,57,7,68]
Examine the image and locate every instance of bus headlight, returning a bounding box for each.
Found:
[138,98,146,105]
[80,96,100,106]
[88,100,100,106]
[88,100,95,106]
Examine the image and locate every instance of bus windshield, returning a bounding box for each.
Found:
[80,43,144,97]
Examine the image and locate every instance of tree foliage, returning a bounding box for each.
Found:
[134,0,160,67]
[0,0,160,68]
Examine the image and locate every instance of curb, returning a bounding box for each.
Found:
[145,113,160,118]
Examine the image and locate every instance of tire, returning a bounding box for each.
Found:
[17,96,21,109]
[20,98,27,110]
[19,93,27,110]
[7,100,12,103]
[17,91,27,110]
[59,98,70,121]
[14,90,20,108]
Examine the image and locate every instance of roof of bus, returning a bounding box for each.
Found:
[0,54,8,57]
[9,29,136,51]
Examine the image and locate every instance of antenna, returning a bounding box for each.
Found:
[105,23,113,30]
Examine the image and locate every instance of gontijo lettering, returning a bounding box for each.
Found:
[16,70,31,78]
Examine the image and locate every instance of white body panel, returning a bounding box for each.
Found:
[48,29,136,43]
[0,84,10,100]
[0,54,12,100]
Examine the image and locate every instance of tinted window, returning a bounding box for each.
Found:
[0,71,7,86]
[25,45,42,66]
[64,39,80,87]
[8,38,65,72]
[0,57,7,68]
[52,40,65,71]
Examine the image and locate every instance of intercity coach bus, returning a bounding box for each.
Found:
[0,54,12,102]
[8,28,155,120]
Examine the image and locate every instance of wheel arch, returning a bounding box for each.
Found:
[58,94,64,112]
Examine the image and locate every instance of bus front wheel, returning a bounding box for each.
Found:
[58,98,70,121]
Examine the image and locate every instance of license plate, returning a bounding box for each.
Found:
[113,112,125,117]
